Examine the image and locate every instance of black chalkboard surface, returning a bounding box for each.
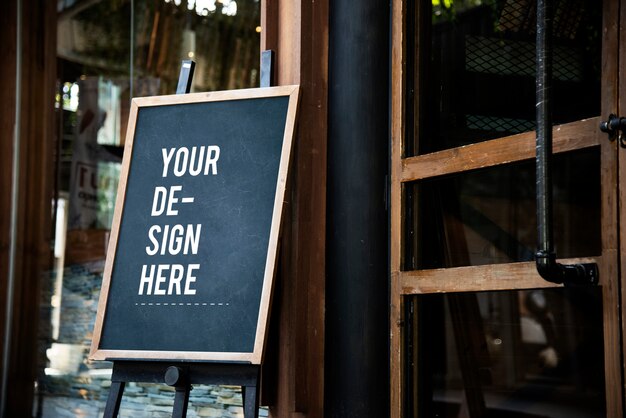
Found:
[90,86,299,364]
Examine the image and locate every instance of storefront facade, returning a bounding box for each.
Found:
[392,1,625,417]
[1,1,625,417]
[1,1,334,416]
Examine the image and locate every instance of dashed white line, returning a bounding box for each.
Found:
[136,302,229,306]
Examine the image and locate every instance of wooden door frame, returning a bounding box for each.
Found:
[260,1,328,416]
[619,0,626,414]
[390,0,624,417]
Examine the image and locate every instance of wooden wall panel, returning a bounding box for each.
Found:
[0,0,56,415]
[261,0,328,416]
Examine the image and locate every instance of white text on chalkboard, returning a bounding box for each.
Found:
[151,186,194,216]
[161,145,220,177]
[145,224,201,255]
[138,264,199,295]
[137,145,221,296]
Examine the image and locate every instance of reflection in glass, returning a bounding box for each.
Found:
[40,1,261,415]
[408,0,601,155]
[405,148,600,270]
[406,288,606,418]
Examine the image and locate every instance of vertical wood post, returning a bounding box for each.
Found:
[261,0,329,416]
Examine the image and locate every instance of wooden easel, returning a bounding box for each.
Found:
[103,361,261,418]
[102,50,276,418]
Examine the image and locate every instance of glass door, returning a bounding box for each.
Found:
[390,1,622,417]
[39,1,261,416]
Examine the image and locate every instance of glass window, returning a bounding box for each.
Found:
[39,1,262,415]
[395,2,613,418]
[407,0,601,155]
[406,287,606,418]
[404,148,601,270]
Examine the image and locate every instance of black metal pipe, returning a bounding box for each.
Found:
[326,0,390,415]
[535,0,598,285]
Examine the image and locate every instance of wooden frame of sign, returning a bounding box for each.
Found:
[90,85,299,364]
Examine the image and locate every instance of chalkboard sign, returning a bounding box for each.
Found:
[89,86,299,364]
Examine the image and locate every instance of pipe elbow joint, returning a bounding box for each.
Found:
[535,250,599,286]
[535,251,561,284]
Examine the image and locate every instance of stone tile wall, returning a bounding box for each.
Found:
[40,261,268,418]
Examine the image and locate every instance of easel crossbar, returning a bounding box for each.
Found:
[104,361,260,418]
[110,360,260,386]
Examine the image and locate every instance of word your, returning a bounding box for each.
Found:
[161,145,220,177]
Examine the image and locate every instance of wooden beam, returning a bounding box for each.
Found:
[401,117,600,183]
[262,0,328,417]
[604,0,624,415]
[398,258,602,294]
[389,0,407,415]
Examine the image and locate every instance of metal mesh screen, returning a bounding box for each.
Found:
[465,36,583,82]
[463,0,588,136]
[465,115,535,134]
[497,0,586,40]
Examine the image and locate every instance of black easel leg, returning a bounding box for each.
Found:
[242,385,259,418]
[172,385,191,418]
[103,381,125,418]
